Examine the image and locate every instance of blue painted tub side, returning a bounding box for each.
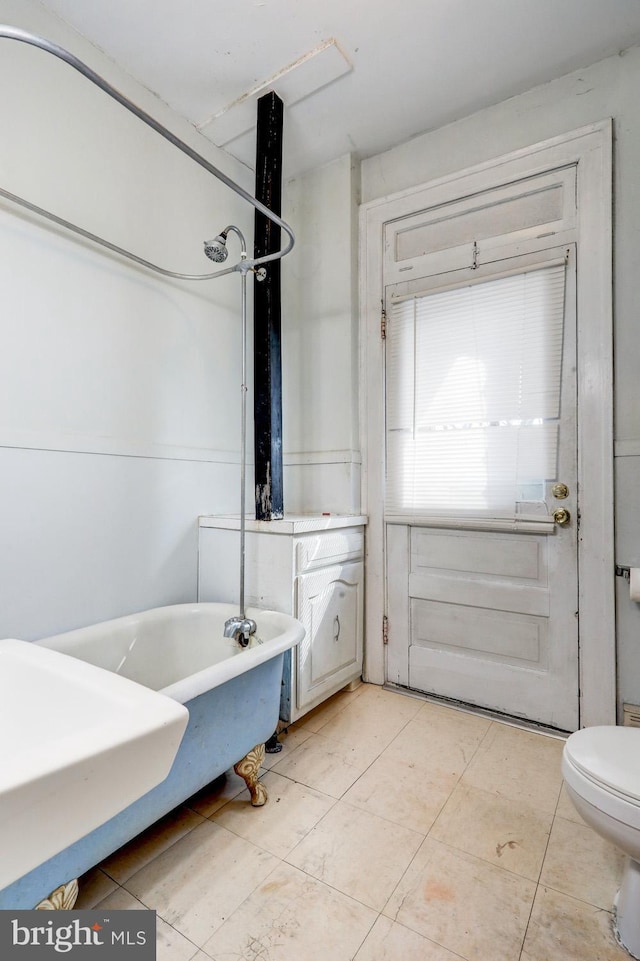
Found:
[0,653,283,910]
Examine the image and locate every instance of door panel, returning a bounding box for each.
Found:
[412,528,544,579]
[404,521,577,729]
[411,599,547,665]
[409,530,550,617]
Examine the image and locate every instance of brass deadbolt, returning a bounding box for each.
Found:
[553,508,571,526]
[551,483,569,499]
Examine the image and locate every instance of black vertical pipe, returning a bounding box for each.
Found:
[253,91,284,520]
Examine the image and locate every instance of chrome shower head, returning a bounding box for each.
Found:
[203,232,228,263]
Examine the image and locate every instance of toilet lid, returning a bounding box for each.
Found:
[564,726,640,803]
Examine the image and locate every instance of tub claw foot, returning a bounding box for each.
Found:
[234,743,267,806]
[35,879,79,910]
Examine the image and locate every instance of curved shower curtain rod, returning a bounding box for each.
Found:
[0,24,295,279]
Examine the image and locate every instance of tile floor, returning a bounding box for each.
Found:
[76,683,630,961]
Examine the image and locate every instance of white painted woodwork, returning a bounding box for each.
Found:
[384,168,576,286]
[397,521,579,729]
[296,561,364,710]
[198,515,365,722]
[411,601,547,664]
[361,123,613,728]
[385,233,579,729]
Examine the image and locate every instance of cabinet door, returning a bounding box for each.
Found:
[295,560,363,714]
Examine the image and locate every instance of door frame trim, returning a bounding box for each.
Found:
[359,120,614,727]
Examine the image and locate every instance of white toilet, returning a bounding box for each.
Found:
[562,726,640,958]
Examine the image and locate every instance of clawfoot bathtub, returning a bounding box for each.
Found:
[0,602,303,910]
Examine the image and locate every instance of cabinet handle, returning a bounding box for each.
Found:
[333,615,341,642]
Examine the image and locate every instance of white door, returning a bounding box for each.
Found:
[385,245,579,731]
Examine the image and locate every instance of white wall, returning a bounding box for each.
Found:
[361,46,640,714]
[0,0,255,638]
[282,153,361,514]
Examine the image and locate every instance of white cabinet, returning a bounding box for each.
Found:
[198,515,366,722]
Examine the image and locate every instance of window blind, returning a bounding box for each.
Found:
[385,263,566,519]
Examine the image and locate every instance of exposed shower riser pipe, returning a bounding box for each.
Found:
[239,266,248,620]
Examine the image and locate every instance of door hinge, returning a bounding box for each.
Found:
[381,306,387,340]
[382,614,389,645]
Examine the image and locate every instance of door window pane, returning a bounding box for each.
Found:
[385,264,566,516]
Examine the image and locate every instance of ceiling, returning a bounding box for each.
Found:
[38,0,640,179]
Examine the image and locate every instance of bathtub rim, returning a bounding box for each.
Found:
[37,602,305,704]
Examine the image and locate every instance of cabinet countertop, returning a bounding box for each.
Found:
[199,514,367,534]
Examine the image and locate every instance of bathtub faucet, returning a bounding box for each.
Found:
[223,615,257,648]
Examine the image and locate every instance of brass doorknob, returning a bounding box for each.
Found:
[553,508,571,526]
